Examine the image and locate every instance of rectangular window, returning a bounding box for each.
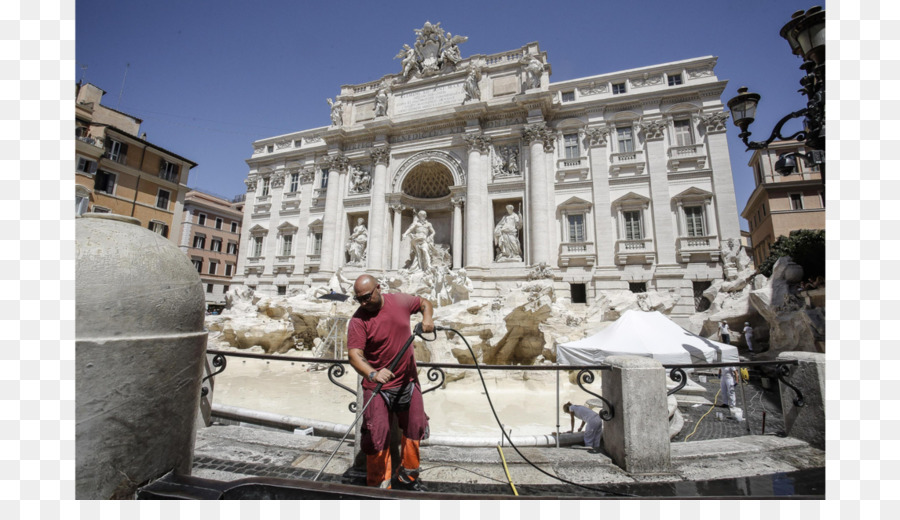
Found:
[313,232,323,255]
[563,133,580,159]
[685,206,705,237]
[94,171,116,194]
[260,178,270,197]
[106,139,128,164]
[320,169,329,189]
[282,235,293,256]
[206,284,213,293]
[567,214,585,243]
[211,239,222,252]
[198,213,206,226]
[290,172,300,193]
[629,282,646,293]
[673,119,693,146]
[208,261,217,275]
[570,283,586,304]
[624,211,643,240]
[159,159,179,182]
[76,157,98,174]
[224,284,230,293]
[612,82,626,95]
[91,206,110,214]
[76,195,90,216]
[561,91,575,102]
[616,127,634,153]
[230,221,238,233]
[252,236,263,257]
[193,259,202,273]
[192,235,206,249]
[215,218,223,230]
[277,286,287,296]
[149,221,169,238]
[226,242,237,255]
[790,193,804,210]
[225,264,233,276]
[668,74,683,86]
[156,189,170,210]
[762,204,767,216]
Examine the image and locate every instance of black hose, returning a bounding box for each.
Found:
[432,326,637,497]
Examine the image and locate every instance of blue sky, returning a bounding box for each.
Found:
[76,0,820,231]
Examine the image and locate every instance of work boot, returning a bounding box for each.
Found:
[396,467,427,492]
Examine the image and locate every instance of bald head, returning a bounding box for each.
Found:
[354,274,378,294]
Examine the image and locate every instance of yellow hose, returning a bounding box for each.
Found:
[684,388,721,442]
[496,445,519,496]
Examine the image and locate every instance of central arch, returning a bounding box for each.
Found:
[391,150,466,193]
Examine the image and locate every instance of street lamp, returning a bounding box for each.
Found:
[727,6,826,176]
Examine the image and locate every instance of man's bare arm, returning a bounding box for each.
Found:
[349,348,394,384]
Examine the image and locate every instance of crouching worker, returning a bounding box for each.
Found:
[563,401,603,451]
[347,274,434,490]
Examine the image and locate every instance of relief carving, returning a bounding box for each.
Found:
[698,112,730,133]
[491,144,521,178]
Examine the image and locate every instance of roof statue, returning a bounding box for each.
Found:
[394,21,468,80]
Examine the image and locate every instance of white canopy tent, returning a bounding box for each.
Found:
[557,310,739,366]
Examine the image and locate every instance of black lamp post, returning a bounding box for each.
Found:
[727,6,826,176]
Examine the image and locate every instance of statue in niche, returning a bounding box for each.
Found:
[327,98,343,127]
[402,210,437,272]
[493,204,523,262]
[520,53,544,90]
[374,88,389,117]
[463,66,481,103]
[345,218,368,266]
[349,165,371,194]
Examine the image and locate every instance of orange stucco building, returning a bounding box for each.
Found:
[75,82,197,241]
[741,140,824,267]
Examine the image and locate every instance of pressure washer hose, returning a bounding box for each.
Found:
[684,388,721,442]
[435,325,637,497]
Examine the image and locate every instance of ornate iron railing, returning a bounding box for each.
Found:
[205,349,615,420]
[663,359,804,407]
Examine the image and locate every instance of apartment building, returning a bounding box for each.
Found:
[75,82,196,241]
[180,190,245,311]
[741,140,825,266]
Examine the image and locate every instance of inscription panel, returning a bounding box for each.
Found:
[395,82,465,115]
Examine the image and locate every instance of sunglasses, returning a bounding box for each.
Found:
[355,287,378,303]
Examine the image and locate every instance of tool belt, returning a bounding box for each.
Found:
[378,380,417,412]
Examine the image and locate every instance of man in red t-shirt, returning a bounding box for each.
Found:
[347,274,434,490]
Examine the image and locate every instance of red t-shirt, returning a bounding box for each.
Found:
[348,293,422,390]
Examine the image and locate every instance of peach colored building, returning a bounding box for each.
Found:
[75,82,196,241]
[741,140,824,267]
[179,190,245,310]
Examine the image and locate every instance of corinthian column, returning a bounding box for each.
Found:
[390,203,406,270]
[320,154,348,273]
[463,132,491,268]
[451,194,465,268]
[523,123,554,265]
[367,146,390,270]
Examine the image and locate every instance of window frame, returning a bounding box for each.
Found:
[667,73,683,86]
[790,193,804,210]
[215,217,223,230]
[567,213,586,243]
[684,205,705,237]
[563,133,580,159]
[159,159,180,183]
[156,188,171,210]
[623,210,643,240]
[281,234,294,257]
[208,261,218,275]
[612,82,626,95]
[76,156,98,175]
[230,221,238,233]
[561,90,575,102]
[252,235,264,257]
[289,172,300,193]
[672,118,694,147]
[192,235,206,249]
[197,213,207,226]
[94,170,117,195]
[616,127,634,153]
[210,238,222,252]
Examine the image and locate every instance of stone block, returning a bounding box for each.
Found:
[601,355,671,474]
[778,352,825,450]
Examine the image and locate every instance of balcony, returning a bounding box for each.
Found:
[558,242,595,267]
[608,150,645,176]
[615,238,656,265]
[676,235,720,263]
[556,156,589,180]
[667,143,707,171]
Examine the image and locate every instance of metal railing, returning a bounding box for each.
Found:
[664,359,804,407]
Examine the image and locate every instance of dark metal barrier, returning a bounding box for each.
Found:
[662,360,804,407]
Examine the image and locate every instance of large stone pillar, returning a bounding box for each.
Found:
[778,352,825,450]
[523,123,554,266]
[586,126,614,266]
[319,154,349,273]
[391,203,406,270]
[367,146,390,271]
[643,122,676,265]
[451,194,465,269]
[698,112,741,240]
[601,355,671,474]
[463,133,491,268]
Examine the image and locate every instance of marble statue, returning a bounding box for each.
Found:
[395,22,468,79]
[402,210,437,272]
[314,266,352,297]
[447,268,474,303]
[374,88,389,117]
[520,53,543,90]
[463,66,481,103]
[492,145,520,177]
[493,204,523,262]
[349,166,371,194]
[345,218,368,266]
[326,98,343,127]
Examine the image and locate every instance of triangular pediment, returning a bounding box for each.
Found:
[612,191,650,205]
[559,196,592,208]
[674,186,712,199]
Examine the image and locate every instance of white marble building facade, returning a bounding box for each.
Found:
[234,30,741,318]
